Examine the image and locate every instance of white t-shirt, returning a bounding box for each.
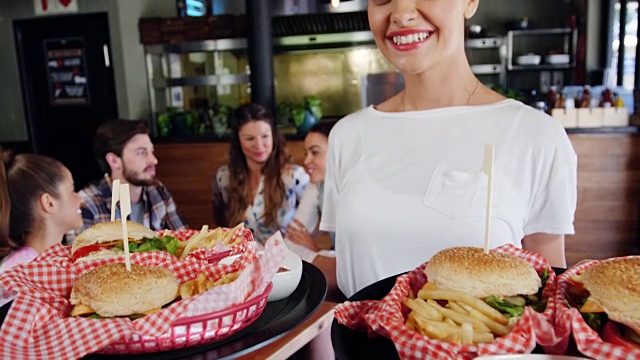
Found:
[320,100,577,297]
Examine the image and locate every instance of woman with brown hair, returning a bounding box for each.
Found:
[0,151,83,272]
[212,103,309,244]
[321,0,577,298]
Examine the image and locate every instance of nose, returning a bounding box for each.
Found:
[303,153,312,166]
[148,151,158,165]
[392,0,418,27]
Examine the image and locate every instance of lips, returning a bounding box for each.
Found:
[252,151,268,159]
[387,30,432,50]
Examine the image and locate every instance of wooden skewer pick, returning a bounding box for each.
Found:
[482,143,495,254]
[119,183,132,272]
[110,179,120,221]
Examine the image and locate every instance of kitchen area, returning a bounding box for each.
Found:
[0,0,638,267]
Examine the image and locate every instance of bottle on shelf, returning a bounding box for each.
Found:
[600,88,613,108]
[578,85,592,108]
[546,85,559,114]
[613,93,625,108]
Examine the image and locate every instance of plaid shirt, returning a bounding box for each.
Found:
[65,175,187,244]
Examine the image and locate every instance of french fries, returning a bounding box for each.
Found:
[179,270,240,299]
[404,282,512,344]
[180,223,244,259]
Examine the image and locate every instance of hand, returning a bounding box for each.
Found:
[286,219,320,252]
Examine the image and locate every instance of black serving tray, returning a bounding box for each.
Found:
[0,261,327,360]
[331,267,565,360]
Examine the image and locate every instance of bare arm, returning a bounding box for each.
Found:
[522,233,567,268]
[287,219,321,251]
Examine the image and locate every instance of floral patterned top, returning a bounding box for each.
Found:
[212,164,310,244]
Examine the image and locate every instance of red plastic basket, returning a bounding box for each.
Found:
[98,282,272,354]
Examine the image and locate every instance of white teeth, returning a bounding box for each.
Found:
[392,32,429,45]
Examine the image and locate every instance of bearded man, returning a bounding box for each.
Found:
[65,119,186,244]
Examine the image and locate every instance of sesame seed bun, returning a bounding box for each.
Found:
[71,221,156,254]
[580,257,640,334]
[425,247,542,298]
[70,263,179,317]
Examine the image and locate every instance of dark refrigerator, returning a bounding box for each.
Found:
[14,12,118,190]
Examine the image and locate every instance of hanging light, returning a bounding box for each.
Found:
[331,0,340,8]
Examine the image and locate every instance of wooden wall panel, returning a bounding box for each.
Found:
[566,133,640,266]
[155,133,640,266]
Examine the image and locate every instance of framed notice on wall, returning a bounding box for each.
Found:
[44,37,90,105]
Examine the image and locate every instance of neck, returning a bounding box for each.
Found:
[247,160,263,176]
[401,65,480,111]
[109,174,144,204]
[247,167,262,186]
[127,184,144,204]
[23,224,62,254]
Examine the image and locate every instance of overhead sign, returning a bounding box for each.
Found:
[34,0,78,16]
[45,38,90,105]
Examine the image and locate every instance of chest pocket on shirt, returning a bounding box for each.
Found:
[422,165,491,219]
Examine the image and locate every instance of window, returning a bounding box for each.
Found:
[610,0,638,89]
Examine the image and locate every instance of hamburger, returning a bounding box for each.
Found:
[426,247,547,320]
[71,221,181,261]
[571,257,640,350]
[70,263,179,318]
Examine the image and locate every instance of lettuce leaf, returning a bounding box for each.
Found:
[485,296,524,318]
[117,235,181,255]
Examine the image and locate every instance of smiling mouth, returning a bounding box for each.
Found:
[391,32,431,45]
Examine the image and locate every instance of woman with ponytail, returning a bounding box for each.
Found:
[0,150,83,272]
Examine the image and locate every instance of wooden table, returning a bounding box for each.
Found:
[237,301,336,360]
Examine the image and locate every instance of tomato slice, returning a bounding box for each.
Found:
[601,321,640,350]
[72,245,107,261]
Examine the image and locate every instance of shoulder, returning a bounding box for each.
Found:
[325,109,374,160]
[78,180,108,206]
[330,108,371,140]
[149,180,174,198]
[283,164,309,184]
[214,165,231,186]
[486,100,569,143]
[0,247,38,271]
[79,178,105,197]
[216,165,230,179]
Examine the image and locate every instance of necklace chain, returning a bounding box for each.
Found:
[400,78,480,111]
[466,78,480,106]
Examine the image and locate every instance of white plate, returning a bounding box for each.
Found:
[474,355,589,360]
[516,54,541,66]
[545,54,570,65]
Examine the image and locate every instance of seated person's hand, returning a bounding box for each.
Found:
[286,219,320,252]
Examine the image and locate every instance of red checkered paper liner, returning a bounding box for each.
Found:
[158,226,252,261]
[551,256,640,359]
[334,244,561,360]
[0,232,288,360]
